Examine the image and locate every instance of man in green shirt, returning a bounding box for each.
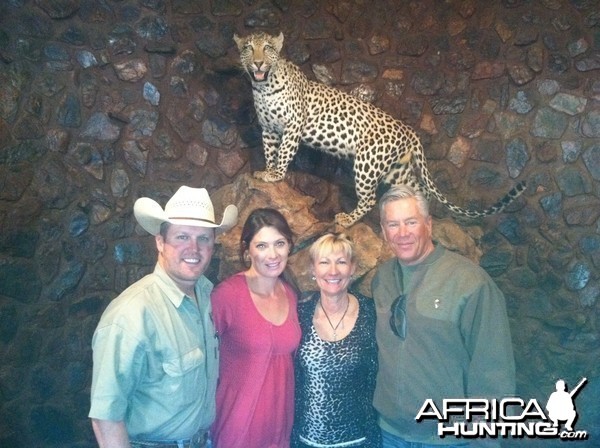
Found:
[89,186,237,448]
[372,185,515,448]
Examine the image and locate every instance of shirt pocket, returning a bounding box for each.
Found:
[162,347,204,377]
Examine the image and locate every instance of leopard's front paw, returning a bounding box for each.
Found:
[253,170,270,181]
[334,212,357,228]
[253,170,284,183]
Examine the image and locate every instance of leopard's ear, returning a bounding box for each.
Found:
[273,32,284,53]
[233,33,244,50]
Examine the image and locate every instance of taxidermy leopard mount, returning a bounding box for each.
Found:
[234,31,526,227]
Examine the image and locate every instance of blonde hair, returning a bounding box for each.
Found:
[309,233,355,264]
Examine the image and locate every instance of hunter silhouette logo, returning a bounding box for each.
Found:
[415,377,590,441]
[546,377,587,432]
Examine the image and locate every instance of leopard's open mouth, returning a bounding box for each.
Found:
[252,70,269,82]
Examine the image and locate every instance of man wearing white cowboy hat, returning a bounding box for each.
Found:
[89,186,237,448]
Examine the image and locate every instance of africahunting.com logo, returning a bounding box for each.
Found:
[416,378,589,441]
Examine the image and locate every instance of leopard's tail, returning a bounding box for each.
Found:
[422,177,527,218]
[412,144,527,218]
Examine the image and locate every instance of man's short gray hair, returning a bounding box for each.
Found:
[379,185,430,220]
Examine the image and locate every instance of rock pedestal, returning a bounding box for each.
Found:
[214,173,483,296]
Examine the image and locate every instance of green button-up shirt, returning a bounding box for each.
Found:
[89,264,219,440]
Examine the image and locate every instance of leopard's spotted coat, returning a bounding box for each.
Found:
[234,32,525,226]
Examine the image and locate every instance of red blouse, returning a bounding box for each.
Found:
[210,272,301,448]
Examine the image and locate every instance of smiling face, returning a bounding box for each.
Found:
[312,249,356,298]
[156,224,215,296]
[381,197,435,265]
[246,226,290,279]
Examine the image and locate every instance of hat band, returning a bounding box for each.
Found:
[168,216,217,225]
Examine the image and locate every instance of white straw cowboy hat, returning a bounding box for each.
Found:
[134,186,238,235]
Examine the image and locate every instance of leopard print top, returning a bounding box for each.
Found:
[292,292,381,448]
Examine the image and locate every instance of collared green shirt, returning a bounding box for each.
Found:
[89,264,219,440]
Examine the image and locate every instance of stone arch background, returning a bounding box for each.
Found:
[0,0,599,446]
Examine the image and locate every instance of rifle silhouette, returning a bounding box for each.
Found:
[569,377,587,398]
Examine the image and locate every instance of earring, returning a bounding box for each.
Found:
[311,275,316,281]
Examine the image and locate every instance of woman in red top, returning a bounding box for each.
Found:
[211,208,301,448]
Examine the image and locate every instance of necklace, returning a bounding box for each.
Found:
[319,296,350,341]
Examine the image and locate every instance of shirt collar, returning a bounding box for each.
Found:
[153,263,191,308]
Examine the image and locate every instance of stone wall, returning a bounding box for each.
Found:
[0,0,599,446]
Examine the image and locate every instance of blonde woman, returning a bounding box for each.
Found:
[293,233,380,448]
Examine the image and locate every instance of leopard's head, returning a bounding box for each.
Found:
[233,32,284,83]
